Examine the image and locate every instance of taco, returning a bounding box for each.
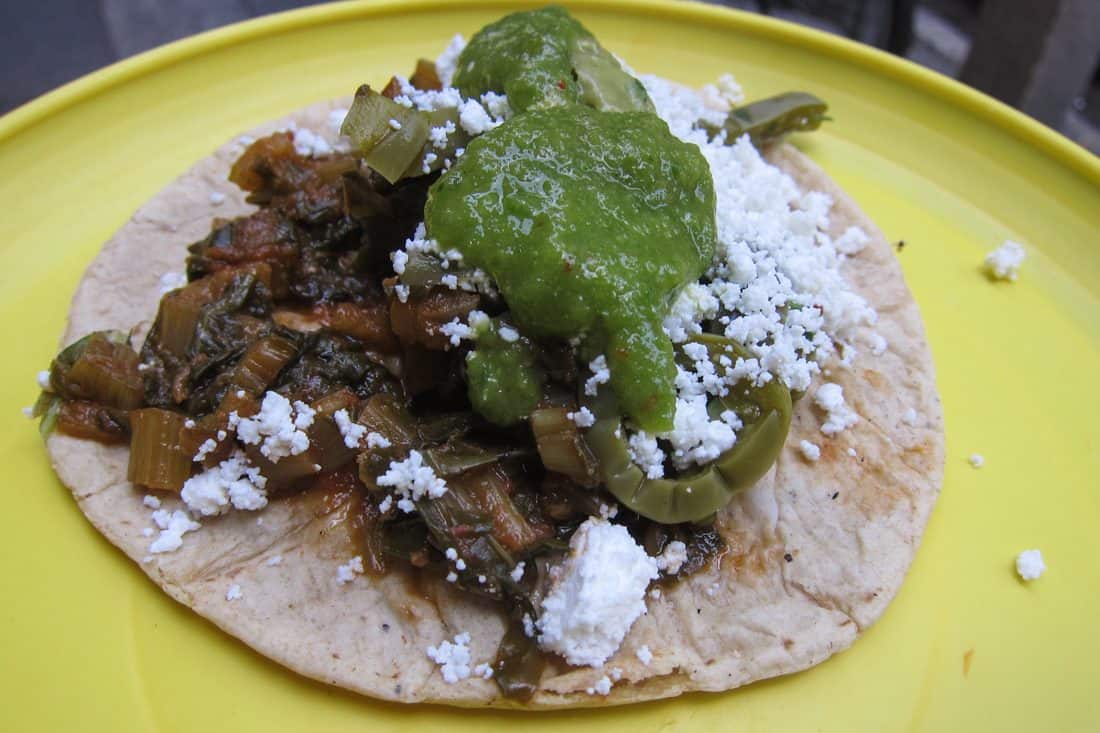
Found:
[34,7,943,708]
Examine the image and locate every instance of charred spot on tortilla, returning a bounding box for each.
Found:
[33,5,942,709]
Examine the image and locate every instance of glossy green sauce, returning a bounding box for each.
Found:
[466,323,545,426]
[427,105,715,431]
[453,6,653,114]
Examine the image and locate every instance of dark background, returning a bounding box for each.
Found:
[2,0,1097,152]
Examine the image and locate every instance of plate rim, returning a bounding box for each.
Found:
[0,0,1097,186]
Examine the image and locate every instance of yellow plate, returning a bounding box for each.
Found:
[2,1,1098,730]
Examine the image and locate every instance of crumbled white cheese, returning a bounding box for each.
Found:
[626,431,666,479]
[141,527,154,537]
[265,555,283,567]
[598,503,619,519]
[225,583,243,601]
[391,249,409,275]
[365,432,391,450]
[846,447,858,458]
[445,547,459,561]
[434,34,466,87]
[440,319,474,346]
[333,408,367,449]
[663,282,719,342]
[429,121,456,150]
[814,383,859,436]
[537,518,659,667]
[510,561,526,583]
[336,555,365,585]
[394,283,410,303]
[158,271,187,294]
[636,645,654,666]
[902,407,920,426]
[142,494,161,509]
[292,401,315,430]
[193,438,218,463]
[327,107,348,135]
[566,406,596,428]
[36,370,50,389]
[421,151,439,174]
[497,325,520,342]
[1016,549,1046,581]
[586,675,613,696]
[985,240,1026,281]
[148,510,201,554]
[233,391,311,461]
[699,72,744,109]
[376,450,448,513]
[458,98,499,135]
[456,559,467,571]
[446,571,458,583]
[662,395,738,469]
[180,449,268,516]
[378,495,393,513]
[655,540,688,574]
[20,406,33,418]
[293,127,333,157]
[427,632,472,684]
[969,453,984,468]
[439,310,489,347]
[834,226,870,255]
[584,355,611,396]
[480,91,511,119]
[208,191,226,206]
[643,75,877,394]
[798,440,821,462]
[387,118,403,131]
[473,662,494,680]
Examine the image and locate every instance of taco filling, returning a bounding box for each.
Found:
[32,7,933,706]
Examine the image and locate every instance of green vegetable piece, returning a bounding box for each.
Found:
[427,105,715,432]
[706,92,828,148]
[453,6,652,113]
[492,617,547,701]
[465,319,545,427]
[341,85,430,183]
[32,392,61,439]
[570,33,653,113]
[584,335,792,523]
[49,330,143,410]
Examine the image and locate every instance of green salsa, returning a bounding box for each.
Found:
[453,6,654,114]
[426,105,715,432]
[465,321,546,426]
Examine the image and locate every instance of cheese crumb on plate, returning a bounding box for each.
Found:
[984,240,1026,281]
[1016,549,1046,581]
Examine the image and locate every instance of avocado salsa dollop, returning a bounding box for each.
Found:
[429,6,716,433]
